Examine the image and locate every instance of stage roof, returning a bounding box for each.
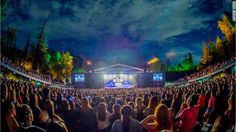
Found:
[94,64,144,73]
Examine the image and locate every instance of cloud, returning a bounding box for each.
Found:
[166,51,176,59]
[2,0,231,65]
[4,0,229,42]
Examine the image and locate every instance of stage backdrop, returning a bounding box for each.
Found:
[72,64,166,88]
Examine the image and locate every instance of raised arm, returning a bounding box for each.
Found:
[140,115,157,130]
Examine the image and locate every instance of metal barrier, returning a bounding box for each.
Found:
[166,61,236,87]
[1,62,52,84]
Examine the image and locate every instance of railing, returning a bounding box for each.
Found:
[188,61,236,82]
[166,60,236,87]
[1,62,52,84]
[0,61,74,88]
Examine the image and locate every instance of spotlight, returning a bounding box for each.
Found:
[86,60,92,65]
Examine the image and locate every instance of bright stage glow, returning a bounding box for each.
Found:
[103,73,136,88]
[112,74,116,78]
[104,74,108,79]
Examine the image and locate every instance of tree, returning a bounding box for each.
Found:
[48,51,62,80]
[198,14,235,69]
[1,28,17,61]
[208,41,217,63]
[217,14,236,56]
[215,36,227,61]
[24,35,30,58]
[1,0,9,21]
[188,52,193,64]
[176,64,183,71]
[166,58,171,71]
[182,52,194,70]
[61,52,73,81]
[2,28,17,48]
[201,41,211,65]
[34,20,49,73]
[166,52,195,72]
[218,14,235,44]
[48,51,73,83]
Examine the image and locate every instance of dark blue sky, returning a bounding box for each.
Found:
[2,0,232,67]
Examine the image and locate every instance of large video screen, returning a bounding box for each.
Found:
[74,74,85,82]
[153,73,163,81]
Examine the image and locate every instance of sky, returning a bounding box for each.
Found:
[2,0,232,67]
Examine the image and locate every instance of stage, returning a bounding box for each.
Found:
[72,64,166,88]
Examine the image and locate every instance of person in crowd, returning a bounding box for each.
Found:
[80,97,98,132]
[210,115,230,132]
[197,89,206,123]
[143,94,149,107]
[29,93,41,124]
[141,104,172,132]
[96,102,110,132]
[1,83,8,103]
[204,90,216,126]
[5,101,20,132]
[8,89,19,106]
[224,93,235,129]
[38,99,67,130]
[17,89,23,105]
[161,94,172,108]
[22,94,30,105]
[39,88,50,109]
[177,92,190,116]
[125,97,132,104]
[128,102,135,118]
[58,100,78,132]
[170,92,182,120]
[47,120,68,132]
[109,104,121,126]
[134,97,144,121]
[91,96,98,108]
[108,98,116,113]
[175,94,199,132]
[17,104,45,132]
[56,93,63,112]
[143,96,159,118]
[112,105,143,132]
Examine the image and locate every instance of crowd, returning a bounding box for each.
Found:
[1,70,235,132]
[1,56,52,82]
[174,57,235,84]
[187,57,235,80]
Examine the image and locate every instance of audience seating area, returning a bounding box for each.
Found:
[1,56,235,132]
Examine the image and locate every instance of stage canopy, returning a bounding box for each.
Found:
[94,64,144,74]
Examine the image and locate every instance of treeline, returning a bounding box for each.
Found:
[1,21,73,83]
[166,52,195,72]
[167,14,235,72]
[199,14,235,69]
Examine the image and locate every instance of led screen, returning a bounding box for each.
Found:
[153,73,163,81]
[74,74,85,82]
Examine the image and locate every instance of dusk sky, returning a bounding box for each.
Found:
[2,0,232,67]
